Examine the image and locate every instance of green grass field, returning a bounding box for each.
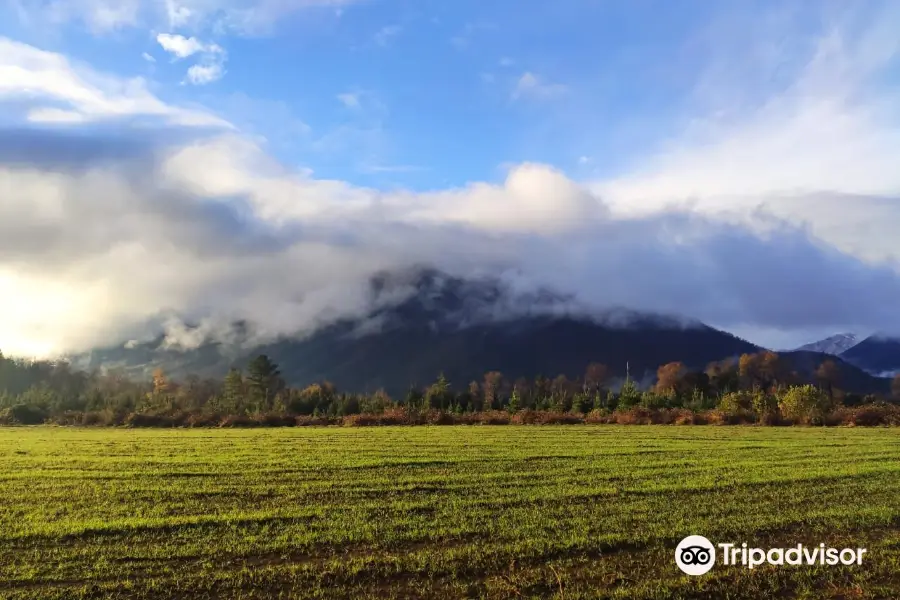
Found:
[1,426,899,599]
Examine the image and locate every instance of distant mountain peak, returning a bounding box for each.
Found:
[68,268,767,393]
[365,266,707,334]
[841,333,900,377]
[795,333,860,356]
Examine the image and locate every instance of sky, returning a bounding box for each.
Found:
[2,0,900,357]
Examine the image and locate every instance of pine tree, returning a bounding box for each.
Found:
[223,368,244,414]
[508,389,521,413]
[618,374,641,409]
[426,373,451,410]
[247,355,282,412]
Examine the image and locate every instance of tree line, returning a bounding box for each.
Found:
[1,349,900,426]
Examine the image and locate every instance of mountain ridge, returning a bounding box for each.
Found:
[70,269,757,394]
[841,334,900,377]
[67,270,892,395]
[794,333,861,356]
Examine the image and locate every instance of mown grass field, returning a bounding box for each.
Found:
[1,426,899,600]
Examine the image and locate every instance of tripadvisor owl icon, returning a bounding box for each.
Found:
[675,535,716,575]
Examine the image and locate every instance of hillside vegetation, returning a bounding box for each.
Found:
[2,349,900,427]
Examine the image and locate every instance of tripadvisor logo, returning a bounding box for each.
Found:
[675,535,716,575]
[675,535,867,575]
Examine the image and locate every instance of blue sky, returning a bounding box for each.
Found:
[1,0,795,188]
[2,0,900,356]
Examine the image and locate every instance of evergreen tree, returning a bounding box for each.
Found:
[617,376,641,409]
[508,389,521,413]
[426,373,452,410]
[246,355,282,412]
[223,368,245,414]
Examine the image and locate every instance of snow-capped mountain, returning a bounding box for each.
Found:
[794,333,861,356]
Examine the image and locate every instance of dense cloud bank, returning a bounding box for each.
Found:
[3,123,900,357]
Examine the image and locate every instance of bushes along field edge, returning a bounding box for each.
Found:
[6,400,900,427]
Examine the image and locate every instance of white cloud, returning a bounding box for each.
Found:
[389,163,605,235]
[142,52,157,63]
[25,108,88,124]
[156,33,227,85]
[156,33,222,59]
[186,61,226,85]
[4,117,900,357]
[512,72,568,101]
[0,37,232,127]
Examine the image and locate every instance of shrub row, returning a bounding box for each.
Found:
[7,402,896,428]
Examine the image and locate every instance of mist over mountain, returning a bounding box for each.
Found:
[64,268,891,395]
[841,334,900,377]
[73,268,762,394]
